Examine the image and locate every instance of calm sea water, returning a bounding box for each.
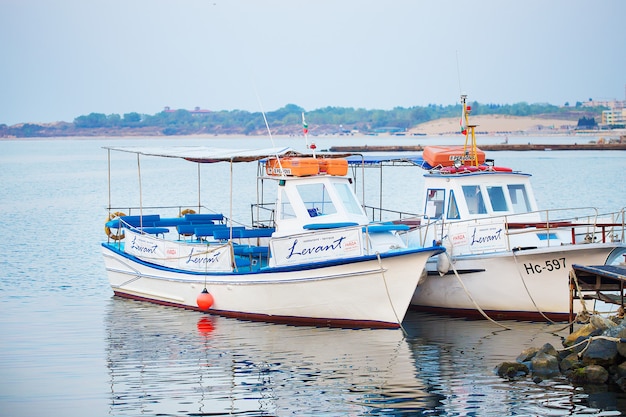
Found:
[0,135,625,417]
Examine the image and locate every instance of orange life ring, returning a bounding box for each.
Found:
[180,208,196,217]
[105,211,126,241]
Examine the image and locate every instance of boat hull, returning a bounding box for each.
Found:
[103,243,442,328]
[411,243,626,321]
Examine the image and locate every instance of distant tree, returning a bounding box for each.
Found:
[123,112,141,124]
[577,116,597,128]
[107,114,121,126]
[13,123,44,137]
[74,112,108,128]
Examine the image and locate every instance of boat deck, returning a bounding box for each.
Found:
[569,263,626,330]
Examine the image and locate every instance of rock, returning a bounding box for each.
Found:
[537,342,558,357]
[615,377,626,392]
[585,365,609,384]
[516,347,539,363]
[568,365,609,385]
[531,352,560,377]
[582,338,619,367]
[495,361,529,380]
[564,323,603,348]
[590,315,617,331]
[560,352,582,373]
[615,327,626,358]
[616,362,626,379]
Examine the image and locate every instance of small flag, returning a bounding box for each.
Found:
[302,113,309,135]
[460,105,467,135]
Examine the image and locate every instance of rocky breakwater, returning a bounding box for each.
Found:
[495,313,626,390]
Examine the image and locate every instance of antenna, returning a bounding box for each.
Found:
[253,85,285,175]
[456,50,463,96]
[253,87,276,148]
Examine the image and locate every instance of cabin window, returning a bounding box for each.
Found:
[424,188,445,219]
[297,183,337,216]
[462,185,487,215]
[486,186,509,212]
[447,190,460,219]
[334,183,364,215]
[279,188,296,219]
[507,184,531,213]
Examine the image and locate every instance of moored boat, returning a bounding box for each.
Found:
[101,146,445,328]
[346,95,626,321]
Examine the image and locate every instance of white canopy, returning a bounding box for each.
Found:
[103,146,298,163]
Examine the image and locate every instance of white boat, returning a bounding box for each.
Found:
[101,146,444,329]
[348,95,626,321]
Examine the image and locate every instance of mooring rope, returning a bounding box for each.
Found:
[376,252,408,336]
[511,250,557,324]
[445,251,511,330]
[558,334,626,356]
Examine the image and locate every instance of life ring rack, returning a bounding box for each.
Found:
[439,165,512,174]
[105,211,127,241]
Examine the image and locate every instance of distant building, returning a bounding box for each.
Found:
[582,99,625,109]
[163,106,211,115]
[602,108,626,126]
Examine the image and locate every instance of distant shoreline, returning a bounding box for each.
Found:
[329,143,626,152]
[1,114,624,141]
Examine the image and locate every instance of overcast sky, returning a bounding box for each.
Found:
[1,0,625,125]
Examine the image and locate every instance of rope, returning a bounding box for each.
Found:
[569,268,590,314]
[376,252,407,336]
[558,335,626,356]
[511,250,557,324]
[445,251,511,330]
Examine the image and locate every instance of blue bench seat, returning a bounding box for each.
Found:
[106,214,162,229]
[194,225,228,238]
[154,217,191,227]
[303,222,359,230]
[184,213,224,223]
[233,244,270,256]
[139,227,170,236]
[213,227,274,240]
[363,224,410,233]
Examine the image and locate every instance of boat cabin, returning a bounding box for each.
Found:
[261,157,369,237]
[271,174,369,237]
[422,170,542,223]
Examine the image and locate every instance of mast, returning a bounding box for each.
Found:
[461,94,479,167]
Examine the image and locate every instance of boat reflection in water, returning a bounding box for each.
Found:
[106,297,626,416]
[106,297,438,416]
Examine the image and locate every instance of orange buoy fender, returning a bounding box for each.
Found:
[197,288,214,310]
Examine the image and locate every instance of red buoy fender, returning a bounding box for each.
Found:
[197,288,214,311]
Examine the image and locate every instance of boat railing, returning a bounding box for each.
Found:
[362,204,422,224]
[250,202,276,229]
[104,205,231,243]
[403,206,625,250]
[106,204,223,219]
[505,206,624,245]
